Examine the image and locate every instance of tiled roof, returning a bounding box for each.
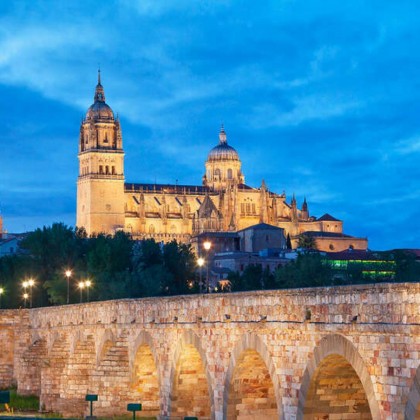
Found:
[317,213,341,222]
[124,183,254,194]
[194,232,239,239]
[237,223,284,233]
[326,250,376,260]
[303,231,352,238]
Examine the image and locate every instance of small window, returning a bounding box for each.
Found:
[112,166,116,175]
[227,168,233,179]
[104,133,108,143]
[105,166,109,175]
[99,165,103,174]
[215,168,221,178]
[329,244,335,250]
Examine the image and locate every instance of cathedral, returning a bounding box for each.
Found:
[76,72,367,252]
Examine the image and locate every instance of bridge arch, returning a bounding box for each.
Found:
[223,333,282,419]
[168,330,214,419]
[130,331,160,415]
[405,363,420,419]
[95,329,115,366]
[297,333,380,419]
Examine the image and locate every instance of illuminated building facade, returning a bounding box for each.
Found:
[77,73,367,252]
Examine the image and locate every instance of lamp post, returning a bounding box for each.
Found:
[85,280,92,302]
[22,281,28,306]
[23,292,29,308]
[78,281,85,303]
[65,270,72,304]
[203,241,211,293]
[28,278,34,308]
[0,287,4,309]
[197,257,204,292]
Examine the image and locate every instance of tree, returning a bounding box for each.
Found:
[297,234,317,250]
[286,233,292,249]
[274,253,332,289]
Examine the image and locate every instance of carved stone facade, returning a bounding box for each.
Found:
[77,73,367,251]
[1,283,419,419]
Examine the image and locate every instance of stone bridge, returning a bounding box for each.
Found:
[0,283,419,419]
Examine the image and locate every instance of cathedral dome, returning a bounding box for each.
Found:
[207,127,240,162]
[85,101,114,121]
[85,70,114,121]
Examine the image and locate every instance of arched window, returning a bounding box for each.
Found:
[215,168,221,179]
[105,166,109,175]
[227,168,233,179]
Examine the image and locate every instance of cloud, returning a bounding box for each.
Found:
[1,1,420,249]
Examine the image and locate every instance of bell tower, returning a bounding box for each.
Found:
[76,71,125,235]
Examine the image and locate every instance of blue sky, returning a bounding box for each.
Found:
[1,1,420,250]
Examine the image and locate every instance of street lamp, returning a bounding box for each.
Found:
[27,278,34,308]
[203,241,212,293]
[22,281,28,305]
[0,287,4,309]
[65,270,72,304]
[197,257,204,292]
[23,292,29,308]
[78,281,85,303]
[85,280,92,302]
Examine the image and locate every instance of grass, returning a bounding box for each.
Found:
[9,389,39,411]
[0,390,156,419]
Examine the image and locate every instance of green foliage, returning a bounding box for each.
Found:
[286,233,292,249]
[274,253,332,289]
[297,234,317,250]
[2,388,39,411]
[228,264,275,292]
[388,250,420,282]
[0,224,196,308]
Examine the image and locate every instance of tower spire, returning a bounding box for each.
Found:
[94,69,105,103]
[219,124,227,144]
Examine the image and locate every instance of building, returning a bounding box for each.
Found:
[325,249,396,282]
[77,72,367,252]
[0,216,23,256]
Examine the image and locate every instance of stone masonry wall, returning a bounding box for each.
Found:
[1,283,419,419]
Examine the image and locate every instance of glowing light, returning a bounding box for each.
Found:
[197,257,205,267]
[65,270,72,278]
[203,241,211,251]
